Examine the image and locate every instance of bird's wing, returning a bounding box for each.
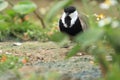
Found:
[79,13,89,31]
[59,19,64,32]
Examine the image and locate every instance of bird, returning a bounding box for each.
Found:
[59,6,88,38]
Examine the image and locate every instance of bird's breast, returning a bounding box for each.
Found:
[59,17,83,36]
[64,16,71,28]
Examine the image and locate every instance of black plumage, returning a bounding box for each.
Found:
[59,6,87,36]
[59,17,83,36]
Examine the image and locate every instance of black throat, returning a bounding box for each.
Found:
[65,16,71,28]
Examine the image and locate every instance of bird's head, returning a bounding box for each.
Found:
[64,6,76,16]
[61,6,78,28]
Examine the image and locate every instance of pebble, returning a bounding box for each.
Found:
[13,42,22,46]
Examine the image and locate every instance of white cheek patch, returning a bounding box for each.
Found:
[61,12,67,28]
[69,11,78,28]
[61,11,78,28]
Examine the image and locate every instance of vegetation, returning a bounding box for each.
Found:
[0,0,120,80]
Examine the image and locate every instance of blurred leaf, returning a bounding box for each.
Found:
[75,28,104,49]
[49,31,68,42]
[66,44,80,58]
[6,9,16,17]
[0,21,9,31]
[45,0,73,22]
[13,1,37,15]
[0,0,8,11]
[0,14,4,19]
[106,63,120,80]
[107,28,120,53]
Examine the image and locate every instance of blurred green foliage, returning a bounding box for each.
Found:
[13,1,37,15]
[0,0,8,11]
[0,54,23,75]
[0,0,48,41]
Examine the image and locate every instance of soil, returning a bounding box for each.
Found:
[0,41,101,80]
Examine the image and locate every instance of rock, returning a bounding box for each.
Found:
[13,42,22,46]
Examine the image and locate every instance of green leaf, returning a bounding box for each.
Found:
[6,9,16,17]
[107,28,120,53]
[0,0,8,11]
[107,63,120,80]
[13,1,37,15]
[66,44,80,58]
[0,21,9,31]
[75,28,104,48]
[45,0,73,22]
[0,14,4,19]
[49,31,68,42]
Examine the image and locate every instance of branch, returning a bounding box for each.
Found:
[34,10,46,28]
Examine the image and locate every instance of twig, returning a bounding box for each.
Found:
[34,10,46,28]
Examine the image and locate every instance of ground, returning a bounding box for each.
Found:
[0,41,101,80]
